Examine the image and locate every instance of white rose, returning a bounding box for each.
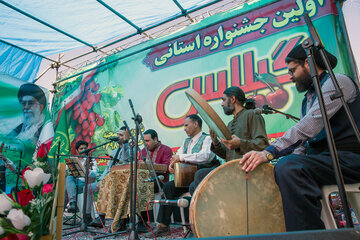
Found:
[0,193,14,215]
[0,226,4,235]
[24,167,51,188]
[7,209,31,230]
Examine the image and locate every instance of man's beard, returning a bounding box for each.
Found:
[295,70,313,92]
[23,104,42,128]
[223,101,235,115]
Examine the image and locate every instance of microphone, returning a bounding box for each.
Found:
[143,175,164,182]
[152,198,189,208]
[106,137,119,141]
[254,108,274,115]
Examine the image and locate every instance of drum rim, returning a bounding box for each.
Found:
[185,88,231,140]
[190,159,242,237]
[189,160,277,238]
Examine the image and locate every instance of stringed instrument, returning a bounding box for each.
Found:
[111,162,168,173]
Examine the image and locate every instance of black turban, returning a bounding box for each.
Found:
[224,86,246,102]
[286,43,337,69]
[17,83,46,106]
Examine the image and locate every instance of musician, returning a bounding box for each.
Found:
[65,140,98,218]
[210,86,269,161]
[86,127,131,228]
[240,44,360,231]
[145,114,217,238]
[0,153,16,192]
[140,129,172,183]
[100,127,131,181]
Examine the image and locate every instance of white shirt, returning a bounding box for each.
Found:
[177,131,215,164]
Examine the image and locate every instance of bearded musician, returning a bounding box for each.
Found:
[210,87,269,161]
[241,44,360,231]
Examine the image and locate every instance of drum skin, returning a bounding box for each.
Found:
[185,88,231,140]
[189,159,285,238]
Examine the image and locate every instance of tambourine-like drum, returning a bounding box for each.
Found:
[185,88,231,140]
[189,160,285,238]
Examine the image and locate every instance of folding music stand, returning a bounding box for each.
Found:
[65,157,86,178]
[63,157,86,228]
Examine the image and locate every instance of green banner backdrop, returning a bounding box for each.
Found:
[52,0,351,170]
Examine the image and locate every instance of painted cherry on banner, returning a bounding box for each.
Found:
[255,73,289,109]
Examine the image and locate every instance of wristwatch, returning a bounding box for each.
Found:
[265,151,274,161]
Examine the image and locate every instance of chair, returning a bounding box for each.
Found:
[152,192,189,232]
[179,192,191,233]
[320,183,360,229]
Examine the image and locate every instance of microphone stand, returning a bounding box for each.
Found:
[123,121,163,191]
[128,119,139,240]
[79,140,113,155]
[126,99,167,240]
[302,13,360,228]
[63,141,112,237]
[14,151,22,196]
[263,105,300,122]
[127,101,165,197]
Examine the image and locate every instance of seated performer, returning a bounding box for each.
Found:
[241,44,360,231]
[86,127,131,227]
[210,86,269,161]
[101,126,131,181]
[141,129,173,184]
[65,140,98,220]
[0,153,16,193]
[145,114,217,238]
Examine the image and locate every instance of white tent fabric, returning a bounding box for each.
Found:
[0,0,217,56]
[0,0,219,82]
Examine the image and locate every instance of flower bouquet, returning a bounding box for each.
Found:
[0,168,54,240]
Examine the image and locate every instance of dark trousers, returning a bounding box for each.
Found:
[157,167,215,225]
[274,151,360,231]
[189,168,214,195]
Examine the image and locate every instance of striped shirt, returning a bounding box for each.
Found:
[266,72,358,158]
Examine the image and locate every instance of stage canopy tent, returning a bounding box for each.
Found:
[0,0,242,82]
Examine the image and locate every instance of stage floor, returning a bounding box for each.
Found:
[62,218,188,239]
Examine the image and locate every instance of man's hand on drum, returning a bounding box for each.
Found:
[125,129,131,141]
[240,150,267,172]
[209,129,219,145]
[220,135,241,150]
[169,155,180,174]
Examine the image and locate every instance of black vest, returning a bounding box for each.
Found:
[305,77,360,154]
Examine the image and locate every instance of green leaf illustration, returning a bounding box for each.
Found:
[114,111,121,129]
[255,73,281,87]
